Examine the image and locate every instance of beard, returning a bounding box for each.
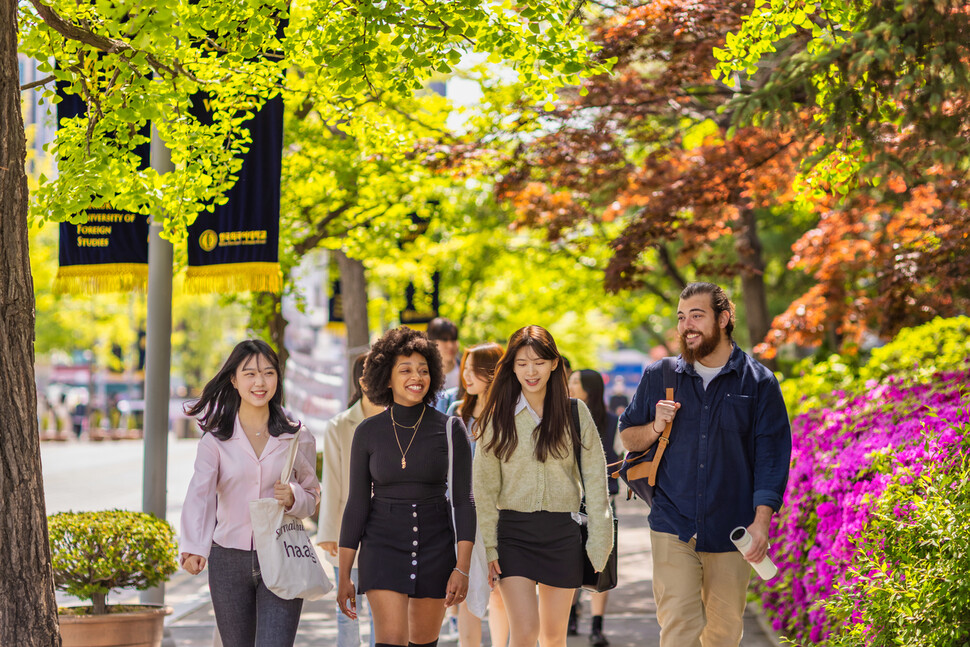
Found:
[680,325,722,364]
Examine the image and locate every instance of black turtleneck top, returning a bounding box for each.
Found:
[339,403,476,550]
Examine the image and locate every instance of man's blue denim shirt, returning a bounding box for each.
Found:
[619,345,792,552]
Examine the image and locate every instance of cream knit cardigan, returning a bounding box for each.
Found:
[473,397,614,571]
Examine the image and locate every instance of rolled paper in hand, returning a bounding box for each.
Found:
[729,526,778,580]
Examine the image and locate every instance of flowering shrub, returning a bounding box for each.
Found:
[824,447,970,646]
[755,369,970,644]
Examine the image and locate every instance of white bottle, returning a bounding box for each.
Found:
[729,527,778,580]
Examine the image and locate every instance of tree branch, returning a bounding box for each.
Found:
[20,75,55,91]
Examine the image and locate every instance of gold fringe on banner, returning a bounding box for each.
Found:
[184,262,284,294]
[54,264,149,295]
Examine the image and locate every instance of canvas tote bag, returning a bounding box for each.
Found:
[249,427,333,600]
[445,417,491,619]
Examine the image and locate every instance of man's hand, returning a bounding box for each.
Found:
[653,399,681,432]
[743,506,774,564]
[620,398,681,452]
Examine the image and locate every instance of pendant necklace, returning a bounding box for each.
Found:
[390,404,425,469]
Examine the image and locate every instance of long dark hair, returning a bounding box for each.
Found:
[479,326,577,462]
[458,342,503,428]
[577,369,608,435]
[184,339,298,441]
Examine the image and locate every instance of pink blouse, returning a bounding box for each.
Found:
[179,418,320,558]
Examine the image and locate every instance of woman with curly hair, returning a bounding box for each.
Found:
[337,326,476,647]
[474,326,613,647]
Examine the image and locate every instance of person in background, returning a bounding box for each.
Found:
[474,326,613,647]
[337,326,476,647]
[317,352,382,647]
[429,317,461,414]
[446,343,509,647]
[567,369,621,646]
[180,340,319,647]
[619,282,792,647]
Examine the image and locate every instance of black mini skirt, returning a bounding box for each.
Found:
[497,510,583,589]
[358,498,455,598]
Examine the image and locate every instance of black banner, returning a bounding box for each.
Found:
[185,95,283,294]
[54,85,150,294]
[400,271,440,326]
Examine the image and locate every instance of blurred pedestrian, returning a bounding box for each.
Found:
[619,283,792,647]
[317,352,381,647]
[447,342,508,647]
[567,369,621,646]
[429,317,461,413]
[179,340,320,647]
[337,327,476,647]
[474,326,613,647]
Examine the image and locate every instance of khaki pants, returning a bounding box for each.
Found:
[650,530,751,647]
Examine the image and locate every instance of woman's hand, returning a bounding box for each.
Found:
[318,541,338,557]
[274,480,295,508]
[180,552,206,575]
[445,567,470,607]
[336,575,358,619]
[487,560,502,590]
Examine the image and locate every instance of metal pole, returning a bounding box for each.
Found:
[141,124,174,608]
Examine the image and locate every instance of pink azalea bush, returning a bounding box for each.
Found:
[755,368,970,644]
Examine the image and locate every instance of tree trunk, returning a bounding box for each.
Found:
[257,292,289,378]
[335,250,368,404]
[1,2,62,643]
[735,208,775,369]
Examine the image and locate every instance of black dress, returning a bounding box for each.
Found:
[339,403,475,598]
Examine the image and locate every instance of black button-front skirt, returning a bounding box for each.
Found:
[358,498,456,598]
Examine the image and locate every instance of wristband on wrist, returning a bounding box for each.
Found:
[453,566,469,577]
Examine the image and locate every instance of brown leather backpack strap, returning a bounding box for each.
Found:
[645,386,674,486]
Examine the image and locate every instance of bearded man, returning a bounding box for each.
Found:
[619,282,791,647]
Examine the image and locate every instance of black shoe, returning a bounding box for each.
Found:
[589,630,609,647]
[567,616,578,636]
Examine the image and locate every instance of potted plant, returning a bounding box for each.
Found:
[49,509,179,647]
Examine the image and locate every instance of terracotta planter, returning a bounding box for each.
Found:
[58,605,172,647]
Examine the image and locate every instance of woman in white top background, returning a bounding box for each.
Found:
[446,342,507,647]
[179,339,320,647]
[317,352,382,647]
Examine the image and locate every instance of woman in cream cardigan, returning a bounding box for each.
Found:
[317,352,382,647]
[473,326,613,647]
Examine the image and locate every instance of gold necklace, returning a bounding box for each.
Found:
[390,404,425,469]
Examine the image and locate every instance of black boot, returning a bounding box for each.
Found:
[589,615,608,647]
[567,603,579,636]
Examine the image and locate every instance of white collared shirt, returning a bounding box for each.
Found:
[515,393,542,426]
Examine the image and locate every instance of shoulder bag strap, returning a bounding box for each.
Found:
[644,357,676,486]
[279,427,303,485]
[446,417,457,527]
[571,397,583,487]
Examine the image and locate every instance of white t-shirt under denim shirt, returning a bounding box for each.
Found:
[693,362,725,390]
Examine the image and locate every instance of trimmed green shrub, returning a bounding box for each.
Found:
[823,434,970,646]
[49,510,178,614]
[781,316,970,417]
[860,316,970,385]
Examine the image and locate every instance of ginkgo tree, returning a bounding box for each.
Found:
[1,0,609,642]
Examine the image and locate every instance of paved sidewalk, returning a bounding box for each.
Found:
[164,496,779,646]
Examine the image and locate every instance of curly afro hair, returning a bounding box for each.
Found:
[361,326,445,407]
